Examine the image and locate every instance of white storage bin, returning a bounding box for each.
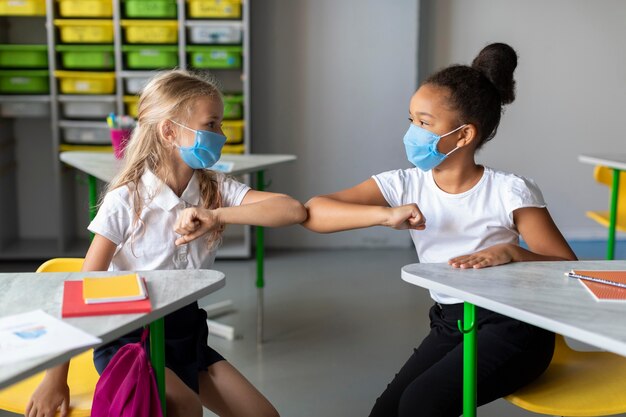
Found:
[0,101,49,117]
[60,97,115,119]
[124,76,151,94]
[61,121,110,144]
[188,24,242,44]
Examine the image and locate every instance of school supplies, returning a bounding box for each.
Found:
[83,273,147,304]
[106,112,135,130]
[567,269,626,301]
[62,279,152,318]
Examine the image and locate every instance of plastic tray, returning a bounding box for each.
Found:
[0,70,49,94]
[124,76,151,94]
[187,46,242,69]
[57,45,114,70]
[187,0,241,19]
[57,0,112,17]
[222,143,244,154]
[0,0,46,16]
[122,45,178,69]
[55,19,114,43]
[124,0,176,18]
[123,95,139,117]
[60,96,116,119]
[1,101,49,117]
[222,119,243,143]
[55,70,116,94]
[0,44,48,68]
[187,23,242,44]
[61,122,111,144]
[121,20,178,44]
[223,94,243,119]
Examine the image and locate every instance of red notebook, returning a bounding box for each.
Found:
[62,279,152,318]
[571,270,626,301]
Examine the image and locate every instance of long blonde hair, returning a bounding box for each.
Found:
[105,69,224,246]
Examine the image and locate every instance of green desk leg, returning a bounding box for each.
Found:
[150,318,167,416]
[256,170,265,345]
[607,169,620,260]
[458,302,477,417]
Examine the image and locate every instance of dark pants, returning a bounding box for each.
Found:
[369,303,555,417]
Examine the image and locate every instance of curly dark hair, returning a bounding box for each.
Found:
[424,43,518,148]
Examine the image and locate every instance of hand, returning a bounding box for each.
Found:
[448,243,515,269]
[174,207,222,245]
[383,204,426,230]
[25,376,70,417]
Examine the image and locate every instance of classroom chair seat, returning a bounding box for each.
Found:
[585,165,626,232]
[0,258,98,417]
[505,334,626,416]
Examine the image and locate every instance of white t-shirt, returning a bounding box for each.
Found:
[88,169,250,272]
[373,166,546,304]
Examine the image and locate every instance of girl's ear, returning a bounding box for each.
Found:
[455,124,478,148]
[158,120,176,146]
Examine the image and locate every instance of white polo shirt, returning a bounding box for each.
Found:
[373,166,546,304]
[88,169,250,271]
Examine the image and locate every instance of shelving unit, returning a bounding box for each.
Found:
[0,0,251,259]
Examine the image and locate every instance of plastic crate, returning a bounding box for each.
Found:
[124,76,150,94]
[1,101,49,117]
[60,97,116,118]
[222,143,244,154]
[222,119,243,143]
[122,45,178,69]
[123,95,139,117]
[223,94,243,119]
[0,0,45,15]
[0,70,49,94]
[0,44,48,68]
[56,45,114,70]
[61,122,111,144]
[187,46,242,69]
[55,19,114,43]
[58,0,112,17]
[187,23,242,44]
[121,20,178,44]
[187,0,241,19]
[55,70,115,94]
[125,0,176,18]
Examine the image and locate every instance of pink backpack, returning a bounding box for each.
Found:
[92,328,164,417]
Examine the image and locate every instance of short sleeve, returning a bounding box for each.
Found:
[88,189,132,246]
[372,169,414,207]
[504,176,547,221]
[218,173,251,207]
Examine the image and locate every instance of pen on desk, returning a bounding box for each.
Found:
[566,271,626,289]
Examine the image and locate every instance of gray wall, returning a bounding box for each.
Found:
[252,0,626,249]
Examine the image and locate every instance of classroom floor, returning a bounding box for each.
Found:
[1,247,625,417]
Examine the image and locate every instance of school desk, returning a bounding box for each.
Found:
[401,260,626,417]
[578,153,626,260]
[0,269,224,414]
[59,151,297,345]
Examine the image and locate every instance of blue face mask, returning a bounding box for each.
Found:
[171,120,227,169]
[403,123,466,171]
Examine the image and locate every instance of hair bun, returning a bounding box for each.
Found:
[471,43,518,105]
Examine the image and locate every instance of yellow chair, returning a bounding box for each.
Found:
[0,258,99,417]
[505,334,626,416]
[585,165,626,233]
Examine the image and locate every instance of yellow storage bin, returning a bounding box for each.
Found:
[54,20,114,43]
[58,0,112,17]
[187,0,241,19]
[222,143,244,154]
[121,20,178,44]
[123,95,139,118]
[0,0,45,16]
[55,70,115,94]
[222,119,243,144]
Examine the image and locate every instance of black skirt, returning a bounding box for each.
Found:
[93,301,225,393]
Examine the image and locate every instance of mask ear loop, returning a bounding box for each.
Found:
[441,124,468,157]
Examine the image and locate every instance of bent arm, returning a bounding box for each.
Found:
[217,190,307,227]
[512,206,577,261]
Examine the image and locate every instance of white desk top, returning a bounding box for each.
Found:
[59,152,297,183]
[402,261,626,357]
[0,269,224,389]
[578,153,626,171]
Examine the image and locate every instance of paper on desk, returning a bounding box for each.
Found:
[0,310,101,366]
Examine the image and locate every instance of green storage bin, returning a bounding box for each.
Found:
[0,70,49,93]
[56,45,114,70]
[122,45,178,69]
[223,94,243,119]
[187,46,242,69]
[125,0,176,18]
[0,44,48,68]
